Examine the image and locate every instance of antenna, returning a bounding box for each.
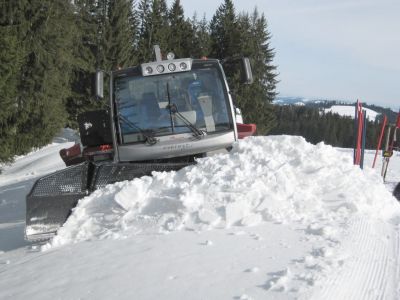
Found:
[154,45,162,62]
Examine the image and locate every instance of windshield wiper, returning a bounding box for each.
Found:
[166,82,204,139]
[118,114,158,145]
[166,103,205,139]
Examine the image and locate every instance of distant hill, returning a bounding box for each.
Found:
[324,105,379,121]
[274,97,398,124]
[274,96,352,108]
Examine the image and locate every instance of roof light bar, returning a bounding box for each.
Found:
[145,66,153,75]
[141,58,192,77]
[180,62,188,70]
[156,65,165,73]
[168,63,176,71]
[167,52,175,60]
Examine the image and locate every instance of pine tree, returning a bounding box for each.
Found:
[1,0,75,159]
[190,14,211,58]
[150,0,169,50]
[67,0,137,126]
[67,0,102,127]
[105,0,136,70]
[167,0,193,58]
[129,0,140,61]
[209,0,238,60]
[137,0,152,60]
[211,6,278,135]
[250,9,278,103]
[15,0,76,153]
[0,0,27,162]
[137,0,169,61]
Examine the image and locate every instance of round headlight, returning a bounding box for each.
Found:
[168,63,176,71]
[145,66,153,74]
[167,52,175,60]
[156,65,165,73]
[179,62,188,70]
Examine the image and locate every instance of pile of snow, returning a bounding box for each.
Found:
[324,105,379,121]
[48,136,400,248]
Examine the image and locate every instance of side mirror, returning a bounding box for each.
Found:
[241,57,253,85]
[95,70,104,99]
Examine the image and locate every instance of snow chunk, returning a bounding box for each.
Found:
[198,208,221,225]
[265,268,293,291]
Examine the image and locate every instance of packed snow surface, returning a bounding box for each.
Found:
[324,105,379,121]
[1,135,400,299]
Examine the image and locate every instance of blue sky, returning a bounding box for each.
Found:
[171,0,400,109]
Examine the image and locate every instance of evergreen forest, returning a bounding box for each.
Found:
[270,105,392,150]
[0,0,278,163]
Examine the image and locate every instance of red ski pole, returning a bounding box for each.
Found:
[372,115,387,168]
[353,100,359,164]
[355,103,363,165]
[360,110,367,169]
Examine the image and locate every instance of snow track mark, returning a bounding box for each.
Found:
[396,224,400,299]
[306,216,398,300]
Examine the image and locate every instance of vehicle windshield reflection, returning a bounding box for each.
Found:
[115,65,232,144]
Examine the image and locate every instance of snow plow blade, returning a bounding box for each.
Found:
[25,161,192,242]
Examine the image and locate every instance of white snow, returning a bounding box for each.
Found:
[0,132,399,299]
[0,128,77,186]
[324,105,380,121]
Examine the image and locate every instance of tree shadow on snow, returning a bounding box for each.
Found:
[394,182,400,201]
[0,179,35,252]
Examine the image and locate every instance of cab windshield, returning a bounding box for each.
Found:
[114,64,232,144]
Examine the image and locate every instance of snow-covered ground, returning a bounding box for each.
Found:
[324,105,380,121]
[0,132,399,299]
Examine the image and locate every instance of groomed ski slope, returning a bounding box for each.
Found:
[0,134,399,299]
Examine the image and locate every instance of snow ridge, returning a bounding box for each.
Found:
[48,136,400,248]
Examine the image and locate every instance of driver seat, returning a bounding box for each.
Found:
[141,92,161,121]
